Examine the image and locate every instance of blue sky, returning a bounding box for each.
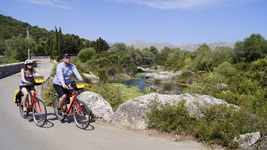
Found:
[0,0,267,45]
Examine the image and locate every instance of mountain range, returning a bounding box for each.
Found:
[127,40,235,52]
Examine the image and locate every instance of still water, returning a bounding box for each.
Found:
[126,76,150,94]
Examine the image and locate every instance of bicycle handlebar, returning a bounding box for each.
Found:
[67,80,85,91]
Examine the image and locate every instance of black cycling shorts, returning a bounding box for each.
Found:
[53,84,70,98]
[20,85,34,91]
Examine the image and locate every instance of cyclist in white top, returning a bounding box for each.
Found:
[53,53,83,111]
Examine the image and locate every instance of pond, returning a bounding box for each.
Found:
[125,76,150,94]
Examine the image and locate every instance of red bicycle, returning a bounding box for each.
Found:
[53,81,90,129]
[17,76,47,127]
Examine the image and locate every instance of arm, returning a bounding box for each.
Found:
[73,65,83,81]
[20,69,28,83]
[33,69,39,76]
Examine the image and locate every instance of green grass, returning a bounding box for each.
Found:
[109,83,147,102]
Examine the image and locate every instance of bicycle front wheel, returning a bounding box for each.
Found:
[32,98,47,127]
[73,100,90,129]
[53,96,65,121]
[19,102,29,118]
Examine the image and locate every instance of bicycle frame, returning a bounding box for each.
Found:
[22,89,41,112]
[54,81,90,129]
[63,91,79,115]
[23,88,36,111]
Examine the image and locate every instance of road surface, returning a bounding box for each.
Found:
[0,58,210,150]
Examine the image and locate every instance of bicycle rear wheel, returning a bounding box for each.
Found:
[53,96,65,121]
[73,100,90,129]
[32,98,47,127]
[19,102,29,118]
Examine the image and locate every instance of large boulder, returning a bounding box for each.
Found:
[83,73,100,83]
[78,91,114,121]
[144,71,182,82]
[109,93,238,129]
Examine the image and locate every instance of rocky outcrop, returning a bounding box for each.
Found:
[109,93,238,129]
[78,91,114,121]
[83,73,100,83]
[145,71,182,82]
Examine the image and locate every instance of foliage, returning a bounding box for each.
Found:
[155,46,172,65]
[0,56,18,65]
[4,34,36,60]
[147,100,197,133]
[183,72,224,96]
[85,83,122,110]
[213,61,238,77]
[93,37,109,54]
[233,33,267,63]
[78,47,96,62]
[147,101,261,149]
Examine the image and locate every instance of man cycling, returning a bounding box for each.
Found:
[53,53,83,112]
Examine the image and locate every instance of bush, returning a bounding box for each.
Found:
[86,83,122,110]
[147,101,262,149]
[106,66,118,77]
[147,100,197,134]
[78,48,96,62]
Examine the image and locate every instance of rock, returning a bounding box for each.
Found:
[137,67,146,72]
[78,91,114,121]
[234,132,261,150]
[109,93,238,129]
[144,71,182,82]
[218,83,227,90]
[83,73,100,83]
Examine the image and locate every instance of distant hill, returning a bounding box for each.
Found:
[127,40,235,52]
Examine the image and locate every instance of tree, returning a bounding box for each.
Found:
[94,37,109,54]
[190,43,211,71]
[164,48,186,70]
[156,46,172,65]
[78,48,96,62]
[234,33,267,63]
[111,42,127,52]
[149,46,158,55]
[205,47,234,70]
[141,48,155,65]
[5,34,36,61]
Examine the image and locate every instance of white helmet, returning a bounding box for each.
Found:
[24,60,33,65]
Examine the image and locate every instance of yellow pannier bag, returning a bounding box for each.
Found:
[14,89,22,106]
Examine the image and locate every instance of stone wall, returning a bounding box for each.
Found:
[0,60,37,79]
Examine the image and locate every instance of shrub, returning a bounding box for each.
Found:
[78,48,96,62]
[86,83,122,110]
[147,101,262,149]
[147,100,197,134]
[106,66,118,77]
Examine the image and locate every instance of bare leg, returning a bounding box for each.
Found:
[58,94,67,110]
[21,88,29,111]
[29,90,34,105]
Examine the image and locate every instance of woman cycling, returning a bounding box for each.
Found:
[19,60,39,112]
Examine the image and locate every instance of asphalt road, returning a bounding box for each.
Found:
[0,58,209,150]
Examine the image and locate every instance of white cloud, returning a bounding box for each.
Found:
[109,0,250,9]
[23,0,71,9]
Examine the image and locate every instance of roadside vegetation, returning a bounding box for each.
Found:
[1,14,267,149]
